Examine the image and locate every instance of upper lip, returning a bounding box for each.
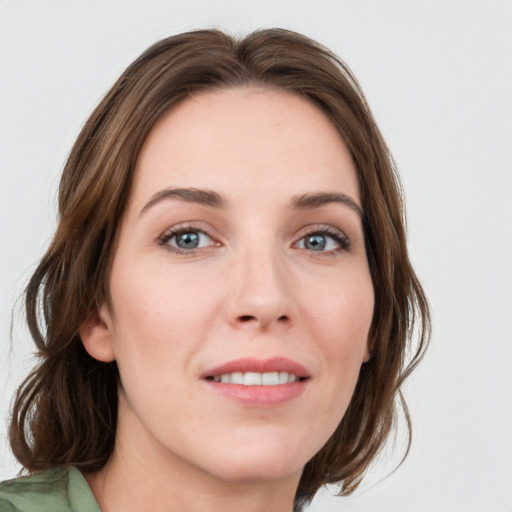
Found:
[202,357,310,379]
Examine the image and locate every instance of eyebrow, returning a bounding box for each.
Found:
[140,187,226,215]
[140,187,363,219]
[290,192,363,218]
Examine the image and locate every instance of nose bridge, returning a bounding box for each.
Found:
[226,235,293,330]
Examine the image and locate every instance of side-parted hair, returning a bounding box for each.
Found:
[9,28,430,509]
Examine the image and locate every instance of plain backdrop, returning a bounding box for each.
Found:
[1,1,511,510]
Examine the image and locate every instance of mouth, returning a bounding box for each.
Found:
[205,371,308,386]
[202,357,310,406]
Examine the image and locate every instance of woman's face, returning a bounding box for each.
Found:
[85,88,374,486]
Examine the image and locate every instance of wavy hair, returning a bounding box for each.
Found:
[9,28,430,509]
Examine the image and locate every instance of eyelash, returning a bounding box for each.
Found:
[158,223,215,256]
[157,224,350,256]
[296,227,351,254]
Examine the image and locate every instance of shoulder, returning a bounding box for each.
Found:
[0,467,100,512]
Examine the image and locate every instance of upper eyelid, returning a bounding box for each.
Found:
[164,227,211,240]
[293,224,348,240]
[159,222,215,238]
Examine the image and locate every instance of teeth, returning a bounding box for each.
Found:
[262,372,279,385]
[214,371,299,385]
[232,372,244,384]
[244,372,261,385]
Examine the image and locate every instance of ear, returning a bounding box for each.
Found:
[79,303,116,362]
[362,332,373,363]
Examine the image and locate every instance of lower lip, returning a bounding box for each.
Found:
[204,380,308,407]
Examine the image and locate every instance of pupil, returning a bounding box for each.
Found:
[176,232,199,249]
[305,234,326,251]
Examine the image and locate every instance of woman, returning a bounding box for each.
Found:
[0,28,429,512]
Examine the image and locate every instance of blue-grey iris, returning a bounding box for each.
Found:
[176,232,200,249]
[304,234,326,251]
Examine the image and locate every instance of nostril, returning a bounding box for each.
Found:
[236,314,289,325]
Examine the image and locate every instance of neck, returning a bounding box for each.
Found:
[85,399,301,512]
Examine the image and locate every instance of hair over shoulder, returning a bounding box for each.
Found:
[9,27,430,508]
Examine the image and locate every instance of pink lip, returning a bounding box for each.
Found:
[201,357,310,407]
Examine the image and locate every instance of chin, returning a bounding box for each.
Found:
[209,456,304,485]
[197,436,312,484]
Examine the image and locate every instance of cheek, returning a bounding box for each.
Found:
[299,270,374,397]
[106,271,210,424]
[287,275,373,458]
[301,270,374,347]
[108,262,226,374]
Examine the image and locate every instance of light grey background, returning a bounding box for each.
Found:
[1,1,511,510]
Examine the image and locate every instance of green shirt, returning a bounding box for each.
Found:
[0,467,100,512]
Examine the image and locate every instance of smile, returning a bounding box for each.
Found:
[202,357,310,406]
[208,371,302,385]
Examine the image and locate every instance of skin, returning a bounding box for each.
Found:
[81,88,374,512]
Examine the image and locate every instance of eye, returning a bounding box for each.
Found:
[295,230,349,252]
[160,228,215,253]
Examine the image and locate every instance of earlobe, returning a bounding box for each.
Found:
[362,333,373,363]
[79,304,116,363]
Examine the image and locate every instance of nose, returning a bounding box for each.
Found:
[224,246,294,332]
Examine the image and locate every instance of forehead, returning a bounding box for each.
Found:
[130,87,360,210]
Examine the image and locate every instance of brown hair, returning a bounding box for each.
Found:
[9,28,430,508]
